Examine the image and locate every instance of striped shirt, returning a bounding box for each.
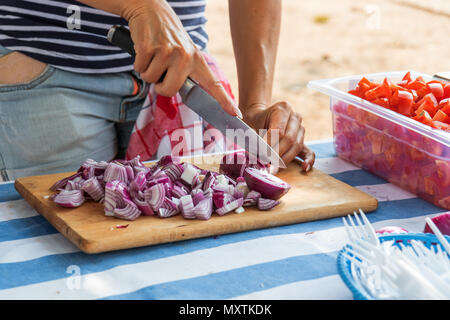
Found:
[0,0,208,73]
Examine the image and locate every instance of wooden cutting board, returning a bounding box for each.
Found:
[14,154,378,254]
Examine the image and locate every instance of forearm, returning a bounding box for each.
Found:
[228,0,281,118]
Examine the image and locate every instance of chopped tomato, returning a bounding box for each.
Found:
[405,78,427,91]
[417,93,438,107]
[433,109,449,123]
[396,91,414,116]
[415,99,437,117]
[365,82,391,100]
[371,97,390,108]
[413,110,433,125]
[353,83,371,98]
[416,76,425,82]
[348,89,362,98]
[439,99,450,115]
[358,77,373,87]
[410,89,419,101]
[430,121,450,131]
[402,71,412,82]
[427,82,444,100]
[444,83,450,99]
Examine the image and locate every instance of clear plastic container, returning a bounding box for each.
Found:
[308,71,450,209]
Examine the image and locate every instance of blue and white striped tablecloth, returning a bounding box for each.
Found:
[0,140,446,300]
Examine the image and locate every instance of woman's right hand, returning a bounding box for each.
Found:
[121,0,240,117]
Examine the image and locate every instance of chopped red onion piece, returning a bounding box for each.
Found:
[104,180,121,216]
[203,188,213,198]
[124,165,134,183]
[145,183,166,211]
[191,176,203,190]
[243,190,261,207]
[215,174,229,186]
[114,181,131,208]
[219,151,248,179]
[213,191,234,209]
[171,197,180,208]
[195,197,213,220]
[157,155,181,167]
[147,173,172,188]
[235,206,245,214]
[257,198,280,211]
[162,197,179,212]
[128,155,145,168]
[104,162,128,184]
[82,176,104,202]
[180,163,199,186]
[174,180,191,192]
[216,198,244,216]
[133,198,154,216]
[53,190,85,208]
[234,180,249,199]
[129,171,147,199]
[180,195,195,219]
[65,177,85,191]
[80,165,95,180]
[50,172,82,191]
[162,162,185,181]
[133,165,151,176]
[202,171,216,191]
[192,192,206,206]
[158,207,179,218]
[212,184,234,195]
[172,184,189,198]
[114,199,141,221]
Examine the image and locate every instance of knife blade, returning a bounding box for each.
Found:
[107,25,286,168]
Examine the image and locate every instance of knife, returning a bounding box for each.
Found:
[434,72,450,81]
[107,25,286,168]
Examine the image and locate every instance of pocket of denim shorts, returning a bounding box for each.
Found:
[0,51,55,91]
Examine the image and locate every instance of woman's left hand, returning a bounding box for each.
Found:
[243,101,315,172]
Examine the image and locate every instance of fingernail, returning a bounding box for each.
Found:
[306,164,311,172]
[233,105,243,119]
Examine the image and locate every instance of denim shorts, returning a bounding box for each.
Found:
[0,45,148,180]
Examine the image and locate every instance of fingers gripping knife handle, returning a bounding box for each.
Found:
[107,25,136,57]
[107,25,195,98]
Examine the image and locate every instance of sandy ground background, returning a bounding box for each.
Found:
[204,0,450,142]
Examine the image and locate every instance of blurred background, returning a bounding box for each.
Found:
[205,0,450,142]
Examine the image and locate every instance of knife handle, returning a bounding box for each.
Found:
[434,72,450,81]
[107,25,166,83]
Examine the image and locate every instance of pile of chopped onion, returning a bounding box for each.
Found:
[49,152,291,221]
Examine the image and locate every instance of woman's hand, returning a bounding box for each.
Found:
[244,102,315,172]
[121,0,240,117]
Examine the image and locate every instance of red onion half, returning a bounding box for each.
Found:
[244,167,290,200]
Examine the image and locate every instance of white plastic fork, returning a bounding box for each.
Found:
[342,209,380,246]
[345,238,450,299]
